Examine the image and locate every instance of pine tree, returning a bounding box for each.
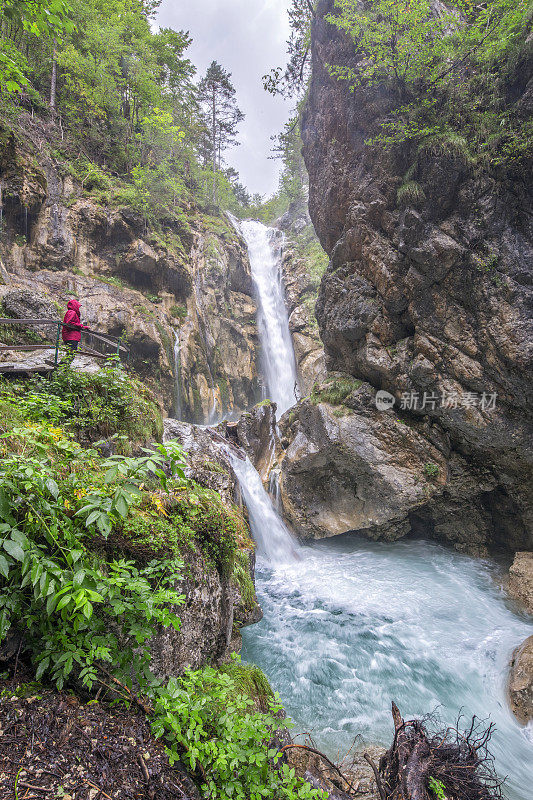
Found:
[198,61,243,204]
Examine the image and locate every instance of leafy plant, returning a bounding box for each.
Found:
[326,0,532,171]
[1,360,163,446]
[424,463,440,480]
[151,660,325,800]
[0,424,186,689]
[429,776,448,800]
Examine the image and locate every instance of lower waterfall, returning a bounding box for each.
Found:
[228,452,299,565]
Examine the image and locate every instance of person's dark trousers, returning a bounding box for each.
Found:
[63,341,78,363]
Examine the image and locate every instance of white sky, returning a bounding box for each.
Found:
[156,0,293,198]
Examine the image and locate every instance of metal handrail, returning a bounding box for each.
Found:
[0,318,130,367]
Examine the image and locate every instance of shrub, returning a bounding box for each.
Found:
[424,462,440,480]
[397,180,426,207]
[152,661,324,800]
[1,360,163,447]
[0,425,186,689]
[170,303,187,320]
[311,375,362,406]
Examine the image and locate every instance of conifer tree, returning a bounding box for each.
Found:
[198,60,244,204]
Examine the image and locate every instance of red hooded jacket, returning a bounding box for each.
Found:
[62,299,88,342]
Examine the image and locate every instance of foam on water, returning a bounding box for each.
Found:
[242,537,533,799]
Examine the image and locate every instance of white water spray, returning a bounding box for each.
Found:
[228,452,299,565]
[173,330,182,420]
[238,220,298,416]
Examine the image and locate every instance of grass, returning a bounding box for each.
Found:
[218,659,273,707]
[232,549,256,612]
[311,375,362,406]
[418,132,475,165]
[98,274,126,290]
[397,181,426,207]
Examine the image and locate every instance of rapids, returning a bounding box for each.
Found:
[241,533,533,798]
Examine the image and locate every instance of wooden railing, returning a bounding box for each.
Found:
[0,318,130,369]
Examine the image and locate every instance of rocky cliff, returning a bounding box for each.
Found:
[280,0,533,554]
[277,198,327,395]
[0,113,260,420]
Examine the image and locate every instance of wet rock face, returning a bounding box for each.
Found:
[0,117,261,417]
[178,223,261,423]
[277,199,327,395]
[233,401,280,480]
[509,636,533,724]
[298,0,533,550]
[162,417,262,639]
[509,552,533,616]
[149,544,234,677]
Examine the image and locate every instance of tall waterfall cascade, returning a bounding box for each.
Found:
[167,215,533,798]
[238,219,298,417]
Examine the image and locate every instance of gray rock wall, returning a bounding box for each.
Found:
[291,0,533,552]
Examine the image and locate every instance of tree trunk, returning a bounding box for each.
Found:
[212,88,216,204]
[49,38,57,111]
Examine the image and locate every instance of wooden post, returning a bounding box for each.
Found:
[54,322,61,367]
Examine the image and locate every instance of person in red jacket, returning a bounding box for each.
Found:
[61,298,88,352]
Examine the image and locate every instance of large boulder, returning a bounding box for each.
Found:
[149,543,235,677]
[2,287,56,321]
[509,552,533,616]
[276,378,525,554]
[509,636,533,724]
[278,383,447,541]
[233,401,280,480]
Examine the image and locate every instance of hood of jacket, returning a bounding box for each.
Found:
[67,299,81,314]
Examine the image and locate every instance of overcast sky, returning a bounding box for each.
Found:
[156,0,292,198]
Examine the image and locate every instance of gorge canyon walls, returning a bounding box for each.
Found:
[276,0,533,555]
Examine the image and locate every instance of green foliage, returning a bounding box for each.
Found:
[218,657,274,706]
[428,776,448,800]
[0,382,320,800]
[327,0,533,173]
[151,659,325,800]
[76,440,186,538]
[0,0,252,223]
[0,422,186,689]
[0,0,73,96]
[170,304,187,320]
[1,360,163,446]
[424,463,440,480]
[168,484,251,579]
[198,61,244,206]
[263,0,315,98]
[311,375,362,406]
[97,274,126,289]
[397,180,426,208]
[232,549,256,613]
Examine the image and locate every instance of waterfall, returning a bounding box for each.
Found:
[238,219,298,417]
[173,330,183,420]
[228,451,299,565]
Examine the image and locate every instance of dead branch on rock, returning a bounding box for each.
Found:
[281,743,364,794]
[379,702,503,800]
